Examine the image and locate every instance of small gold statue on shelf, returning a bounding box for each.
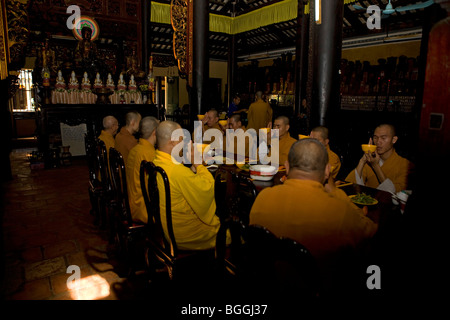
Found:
[55,70,66,91]
[81,72,91,91]
[106,73,115,91]
[68,71,79,91]
[126,49,146,80]
[93,72,103,89]
[117,73,127,91]
[128,74,137,91]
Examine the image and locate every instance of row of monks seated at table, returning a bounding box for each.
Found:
[94,110,413,295]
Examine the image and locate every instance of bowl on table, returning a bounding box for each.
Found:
[196,143,210,155]
[361,144,377,153]
[260,128,271,135]
[249,164,277,181]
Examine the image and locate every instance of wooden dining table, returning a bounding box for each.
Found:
[209,161,403,232]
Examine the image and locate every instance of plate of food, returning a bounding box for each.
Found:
[236,163,251,171]
[349,193,378,206]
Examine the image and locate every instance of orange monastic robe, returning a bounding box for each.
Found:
[250,179,377,269]
[114,127,138,165]
[345,150,412,193]
[247,99,273,131]
[327,145,341,179]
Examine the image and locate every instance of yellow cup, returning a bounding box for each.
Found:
[361,144,376,153]
[299,134,310,139]
[196,143,210,154]
[219,120,228,127]
[197,114,205,120]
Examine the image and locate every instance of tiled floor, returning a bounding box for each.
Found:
[1,148,149,300]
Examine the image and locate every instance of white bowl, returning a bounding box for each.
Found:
[249,165,277,181]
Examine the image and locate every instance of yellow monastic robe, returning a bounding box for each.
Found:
[327,145,341,179]
[98,130,116,182]
[345,150,412,193]
[250,179,377,273]
[126,139,156,224]
[247,99,273,131]
[98,130,115,157]
[114,127,138,165]
[153,150,228,250]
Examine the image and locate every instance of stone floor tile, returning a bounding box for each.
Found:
[43,240,78,259]
[24,256,66,281]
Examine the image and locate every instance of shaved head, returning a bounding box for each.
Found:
[311,126,329,140]
[125,111,141,126]
[103,115,118,130]
[139,116,159,139]
[156,120,181,148]
[275,115,290,125]
[288,138,329,181]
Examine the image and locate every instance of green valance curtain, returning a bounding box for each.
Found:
[150,0,358,35]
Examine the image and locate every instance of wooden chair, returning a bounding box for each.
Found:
[237,224,321,298]
[214,167,258,278]
[84,134,106,227]
[140,160,216,282]
[108,147,147,275]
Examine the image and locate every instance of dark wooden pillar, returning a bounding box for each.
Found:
[227,34,237,106]
[190,0,210,116]
[1,78,13,182]
[310,0,344,128]
[294,0,309,116]
[141,0,151,73]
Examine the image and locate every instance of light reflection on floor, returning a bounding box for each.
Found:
[68,275,110,300]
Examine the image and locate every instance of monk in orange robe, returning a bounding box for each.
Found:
[126,116,159,224]
[345,124,413,193]
[114,111,141,165]
[260,116,297,167]
[250,138,377,292]
[310,126,341,179]
[247,91,273,131]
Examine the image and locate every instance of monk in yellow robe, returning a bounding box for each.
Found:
[310,126,341,179]
[345,124,413,193]
[247,91,273,131]
[97,115,119,183]
[250,139,377,291]
[126,116,159,224]
[114,111,141,165]
[153,120,230,250]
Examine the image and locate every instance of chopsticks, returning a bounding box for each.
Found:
[337,182,353,188]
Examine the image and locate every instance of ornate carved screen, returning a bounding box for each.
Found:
[170,0,193,86]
